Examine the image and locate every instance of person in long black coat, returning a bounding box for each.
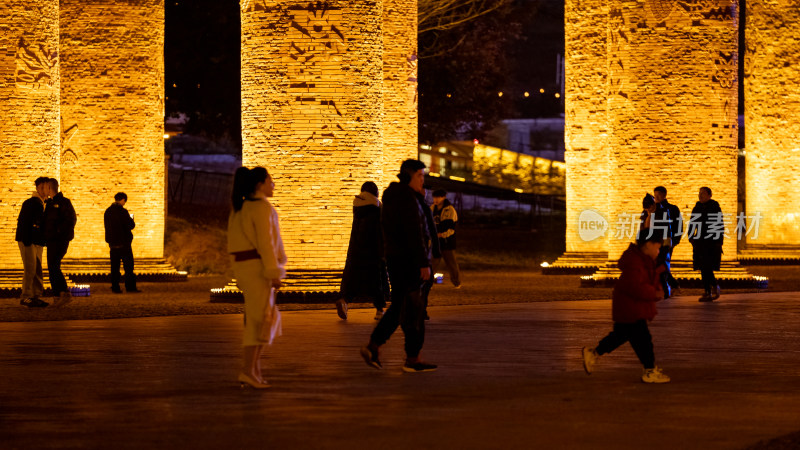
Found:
[688,186,724,302]
[335,181,390,321]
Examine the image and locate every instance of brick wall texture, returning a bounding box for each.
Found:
[0,0,61,269]
[59,0,165,260]
[564,0,609,254]
[606,0,738,261]
[744,1,800,247]
[241,1,386,271]
[381,0,418,190]
[565,0,739,262]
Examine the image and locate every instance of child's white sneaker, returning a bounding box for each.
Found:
[641,366,670,383]
[582,347,599,374]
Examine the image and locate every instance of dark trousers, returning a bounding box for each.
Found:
[46,240,70,296]
[701,268,717,293]
[370,257,429,359]
[595,320,655,369]
[434,249,460,286]
[657,245,679,295]
[110,245,136,291]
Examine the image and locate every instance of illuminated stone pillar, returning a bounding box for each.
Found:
[744,1,800,255]
[381,0,417,191]
[606,0,738,262]
[241,1,383,271]
[549,0,609,272]
[59,0,165,260]
[0,0,60,269]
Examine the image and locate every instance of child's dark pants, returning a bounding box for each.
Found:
[596,319,655,369]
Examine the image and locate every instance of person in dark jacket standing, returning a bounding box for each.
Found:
[654,186,683,295]
[360,159,439,373]
[336,181,390,321]
[15,177,50,308]
[43,178,77,307]
[104,192,139,293]
[431,189,461,288]
[640,193,672,298]
[581,232,670,383]
[688,186,724,302]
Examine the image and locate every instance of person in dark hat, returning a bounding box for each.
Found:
[360,159,440,373]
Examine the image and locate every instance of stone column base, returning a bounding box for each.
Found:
[542,252,608,275]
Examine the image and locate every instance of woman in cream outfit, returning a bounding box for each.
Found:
[228,167,286,389]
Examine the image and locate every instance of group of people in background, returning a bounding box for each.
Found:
[582,185,727,384]
[334,183,462,322]
[15,177,139,308]
[639,185,725,302]
[15,177,77,308]
[228,161,736,388]
[228,159,453,388]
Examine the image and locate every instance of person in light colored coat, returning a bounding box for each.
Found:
[227,166,286,389]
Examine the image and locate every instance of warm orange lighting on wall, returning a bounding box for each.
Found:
[604,2,738,262]
[241,1,391,271]
[0,0,60,269]
[744,2,800,252]
[562,0,608,258]
[382,0,418,191]
[60,0,166,260]
[559,0,739,267]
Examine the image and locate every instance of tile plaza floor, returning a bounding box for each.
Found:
[1,290,799,449]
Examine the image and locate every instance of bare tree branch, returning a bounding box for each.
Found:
[418,0,512,34]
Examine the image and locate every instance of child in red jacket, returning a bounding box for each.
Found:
[582,232,670,383]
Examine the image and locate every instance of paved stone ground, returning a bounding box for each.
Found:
[1,289,799,449]
[4,266,794,322]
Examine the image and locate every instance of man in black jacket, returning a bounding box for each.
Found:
[15,177,50,307]
[104,192,139,293]
[360,159,439,373]
[43,178,77,307]
[654,186,683,296]
[688,187,723,302]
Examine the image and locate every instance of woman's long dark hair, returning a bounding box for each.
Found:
[231,166,270,212]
